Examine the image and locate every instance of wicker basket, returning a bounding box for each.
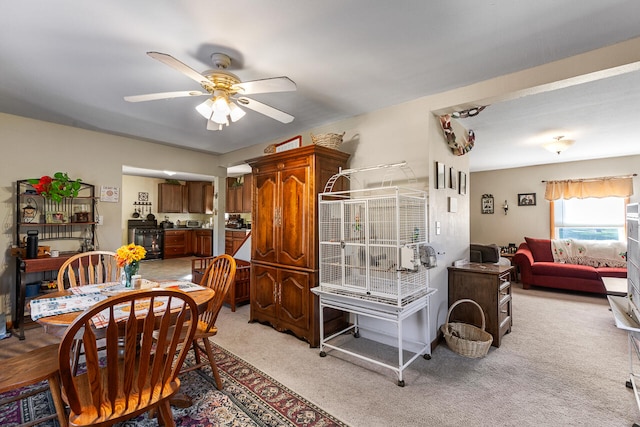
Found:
[441,299,493,358]
[311,132,345,149]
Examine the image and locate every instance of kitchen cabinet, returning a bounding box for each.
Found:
[226,174,252,214]
[187,181,213,214]
[163,229,191,258]
[226,178,243,213]
[447,263,514,347]
[247,145,350,346]
[158,183,184,213]
[193,229,213,257]
[241,174,252,213]
[225,230,248,255]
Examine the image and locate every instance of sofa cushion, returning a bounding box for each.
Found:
[597,267,627,278]
[524,237,554,262]
[531,262,601,280]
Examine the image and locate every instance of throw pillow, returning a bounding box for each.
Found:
[524,237,554,262]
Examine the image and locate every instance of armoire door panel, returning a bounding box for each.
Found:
[251,264,278,318]
[278,166,310,268]
[278,269,310,330]
[253,174,278,263]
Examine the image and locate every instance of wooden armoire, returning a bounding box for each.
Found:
[246,144,350,347]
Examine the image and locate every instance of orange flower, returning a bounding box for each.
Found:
[115,243,147,267]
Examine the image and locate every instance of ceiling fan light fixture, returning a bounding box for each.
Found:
[211,109,229,125]
[195,98,214,119]
[543,135,575,155]
[229,102,246,122]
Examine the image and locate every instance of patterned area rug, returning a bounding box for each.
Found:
[0,342,348,427]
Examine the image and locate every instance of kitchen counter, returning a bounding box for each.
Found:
[224,228,251,232]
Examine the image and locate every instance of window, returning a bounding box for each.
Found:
[553,197,626,241]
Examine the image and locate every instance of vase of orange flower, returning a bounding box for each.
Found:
[116,243,147,287]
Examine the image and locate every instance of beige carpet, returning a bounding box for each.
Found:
[3,258,638,426]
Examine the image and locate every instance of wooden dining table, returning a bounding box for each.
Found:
[32,281,215,409]
[33,282,215,337]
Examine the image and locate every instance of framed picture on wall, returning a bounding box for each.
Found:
[518,193,537,206]
[459,171,467,195]
[481,194,494,214]
[449,168,457,189]
[436,162,446,189]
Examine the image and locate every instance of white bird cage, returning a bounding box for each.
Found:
[318,166,431,307]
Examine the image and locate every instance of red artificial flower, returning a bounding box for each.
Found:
[33,176,53,195]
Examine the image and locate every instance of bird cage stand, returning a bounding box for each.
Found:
[314,162,436,386]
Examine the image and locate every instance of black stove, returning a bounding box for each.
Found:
[127,220,163,260]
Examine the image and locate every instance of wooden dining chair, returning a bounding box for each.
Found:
[181,254,236,389]
[56,250,121,290]
[58,289,197,427]
[0,344,68,427]
[57,250,121,374]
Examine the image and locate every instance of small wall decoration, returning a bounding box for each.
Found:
[459,171,467,195]
[100,186,120,203]
[448,196,458,213]
[449,168,457,189]
[481,194,494,214]
[436,162,446,189]
[138,192,149,202]
[518,193,537,206]
[275,135,302,152]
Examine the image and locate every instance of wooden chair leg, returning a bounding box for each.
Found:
[192,340,202,365]
[48,373,68,427]
[157,400,175,427]
[202,338,222,390]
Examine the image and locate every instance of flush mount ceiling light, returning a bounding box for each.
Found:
[543,135,575,155]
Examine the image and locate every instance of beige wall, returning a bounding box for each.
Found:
[470,155,640,246]
[0,113,225,316]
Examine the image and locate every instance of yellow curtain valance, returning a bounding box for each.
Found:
[544,176,634,200]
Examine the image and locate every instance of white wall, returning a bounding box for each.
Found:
[470,155,640,246]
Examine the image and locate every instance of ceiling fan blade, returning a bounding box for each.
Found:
[232,77,296,95]
[124,90,208,102]
[147,51,210,85]
[236,97,294,123]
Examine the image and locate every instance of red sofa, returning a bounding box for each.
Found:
[513,237,627,294]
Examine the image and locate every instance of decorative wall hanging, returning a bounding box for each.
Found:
[100,186,120,202]
[481,194,494,214]
[451,106,486,119]
[438,114,476,156]
[449,168,457,189]
[436,162,446,189]
[459,172,467,195]
[518,193,536,206]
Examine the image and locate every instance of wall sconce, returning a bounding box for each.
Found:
[503,200,509,215]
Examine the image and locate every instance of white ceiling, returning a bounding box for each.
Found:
[2,1,640,175]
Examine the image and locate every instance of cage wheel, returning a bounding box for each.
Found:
[397,380,405,387]
[353,332,360,338]
[319,351,326,357]
[627,380,633,389]
[423,354,431,360]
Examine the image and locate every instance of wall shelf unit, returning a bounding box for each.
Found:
[13,179,97,339]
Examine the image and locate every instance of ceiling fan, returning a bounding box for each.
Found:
[124,52,296,130]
